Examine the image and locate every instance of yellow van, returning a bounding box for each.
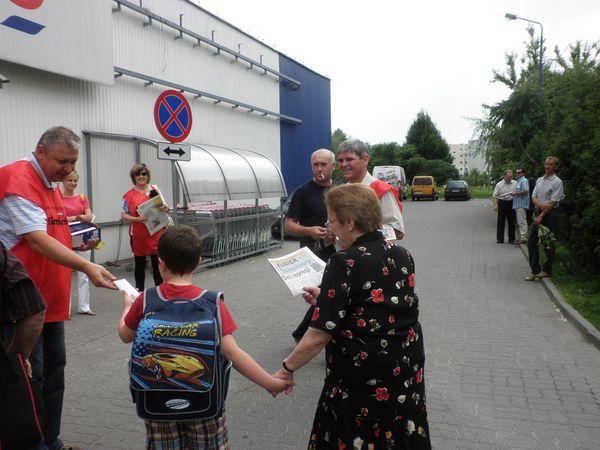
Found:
[411,176,437,201]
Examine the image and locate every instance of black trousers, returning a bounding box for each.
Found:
[134,255,163,291]
[497,200,516,242]
[527,209,559,275]
[29,322,66,450]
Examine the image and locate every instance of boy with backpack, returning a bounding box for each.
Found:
[117,225,292,449]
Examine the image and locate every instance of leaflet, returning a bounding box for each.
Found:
[137,192,170,235]
[268,247,326,297]
[114,278,140,299]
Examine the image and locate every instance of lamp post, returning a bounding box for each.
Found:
[505,12,543,97]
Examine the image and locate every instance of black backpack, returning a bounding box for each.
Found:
[129,287,232,421]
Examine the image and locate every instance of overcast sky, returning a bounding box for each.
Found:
[196,0,599,145]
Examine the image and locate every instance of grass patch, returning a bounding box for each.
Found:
[552,245,600,331]
[470,186,493,198]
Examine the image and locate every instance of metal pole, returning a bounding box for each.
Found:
[538,24,543,97]
[171,161,179,225]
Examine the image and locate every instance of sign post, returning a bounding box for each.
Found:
[157,142,191,162]
[154,89,194,225]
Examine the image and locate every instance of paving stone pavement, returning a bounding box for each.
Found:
[60,198,600,449]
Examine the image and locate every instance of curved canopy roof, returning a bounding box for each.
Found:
[177,144,287,201]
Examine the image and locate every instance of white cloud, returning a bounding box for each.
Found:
[197,0,600,144]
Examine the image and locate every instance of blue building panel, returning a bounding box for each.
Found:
[279,54,331,195]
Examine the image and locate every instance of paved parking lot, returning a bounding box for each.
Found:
[61,198,600,449]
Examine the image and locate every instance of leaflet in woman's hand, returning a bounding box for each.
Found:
[268,247,326,297]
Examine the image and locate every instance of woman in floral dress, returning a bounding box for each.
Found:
[275,184,430,450]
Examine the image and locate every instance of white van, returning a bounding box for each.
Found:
[373,166,408,199]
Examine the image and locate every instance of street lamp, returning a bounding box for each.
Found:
[505,12,544,97]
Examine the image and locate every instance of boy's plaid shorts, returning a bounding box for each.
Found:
[145,412,229,450]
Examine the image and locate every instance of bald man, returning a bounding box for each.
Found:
[285,148,337,341]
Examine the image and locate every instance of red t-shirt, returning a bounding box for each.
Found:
[124,283,238,336]
[61,193,90,217]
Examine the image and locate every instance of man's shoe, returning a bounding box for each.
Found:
[536,271,550,279]
[525,274,537,281]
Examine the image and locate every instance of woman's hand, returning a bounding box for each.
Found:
[302,286,320,306]
[271,369,294,396]
[78,238,99,251]
[138,216,147,223]
[267,373,294,397]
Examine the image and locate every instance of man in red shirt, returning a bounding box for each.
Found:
[0,126,116,450]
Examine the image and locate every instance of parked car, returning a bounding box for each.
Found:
[411,175,437,201]
[270,192,296,239]
[444,180,471,201]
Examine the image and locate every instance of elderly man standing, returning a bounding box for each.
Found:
[492,170,517,244]
[0,126,116,450]
[285,148,337,342]
[336,139,405,240]
[526,157,564,281]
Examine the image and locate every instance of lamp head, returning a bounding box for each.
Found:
[505,13,517,20]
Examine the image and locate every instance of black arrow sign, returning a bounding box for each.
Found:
[163,147,185,157]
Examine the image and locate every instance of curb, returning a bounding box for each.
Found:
[519,245,600,350]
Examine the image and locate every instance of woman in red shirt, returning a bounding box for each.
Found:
[121,164,167,291]
[61,170,96,315]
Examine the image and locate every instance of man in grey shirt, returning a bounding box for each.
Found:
[526,156,565,281]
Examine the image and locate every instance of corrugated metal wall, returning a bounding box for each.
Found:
[0,0,285,263]
[278,55,332,195]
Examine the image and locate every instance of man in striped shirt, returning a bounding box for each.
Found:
[512,168,530,245]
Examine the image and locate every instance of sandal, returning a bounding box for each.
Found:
[77,310,96,316]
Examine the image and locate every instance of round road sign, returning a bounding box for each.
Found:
[153,90,193,143]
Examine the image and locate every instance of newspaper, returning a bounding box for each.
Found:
[137,191,170,235]
[268,247,327,297]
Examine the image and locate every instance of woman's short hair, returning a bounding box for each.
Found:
[129,163,151,184]
[325,184,382,233]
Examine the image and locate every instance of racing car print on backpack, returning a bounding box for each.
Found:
[129,287,232,421]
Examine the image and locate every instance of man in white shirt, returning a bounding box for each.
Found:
[492,170,518,243]
[337,139,405,240]
[526,157,564,281]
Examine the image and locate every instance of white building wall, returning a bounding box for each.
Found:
[0,0,283,263]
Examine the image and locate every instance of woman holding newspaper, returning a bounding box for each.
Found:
[121,164,169,291]
[274,184,431,450]
[61,170,97,315]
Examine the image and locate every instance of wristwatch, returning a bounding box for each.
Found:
[282,359,294,373]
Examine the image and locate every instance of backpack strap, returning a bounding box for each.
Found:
[196,290,224,340]
[142,287,162,315]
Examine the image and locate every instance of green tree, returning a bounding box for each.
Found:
[476,32,600,271]
[405,111,453,162]
[331,128,348,153]
[367,142,403,172]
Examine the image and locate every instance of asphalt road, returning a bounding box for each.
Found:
[61,198,600,449]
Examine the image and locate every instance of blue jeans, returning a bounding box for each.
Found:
[29,321,66,450]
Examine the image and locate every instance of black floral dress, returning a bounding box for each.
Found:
[308,231,430,450]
